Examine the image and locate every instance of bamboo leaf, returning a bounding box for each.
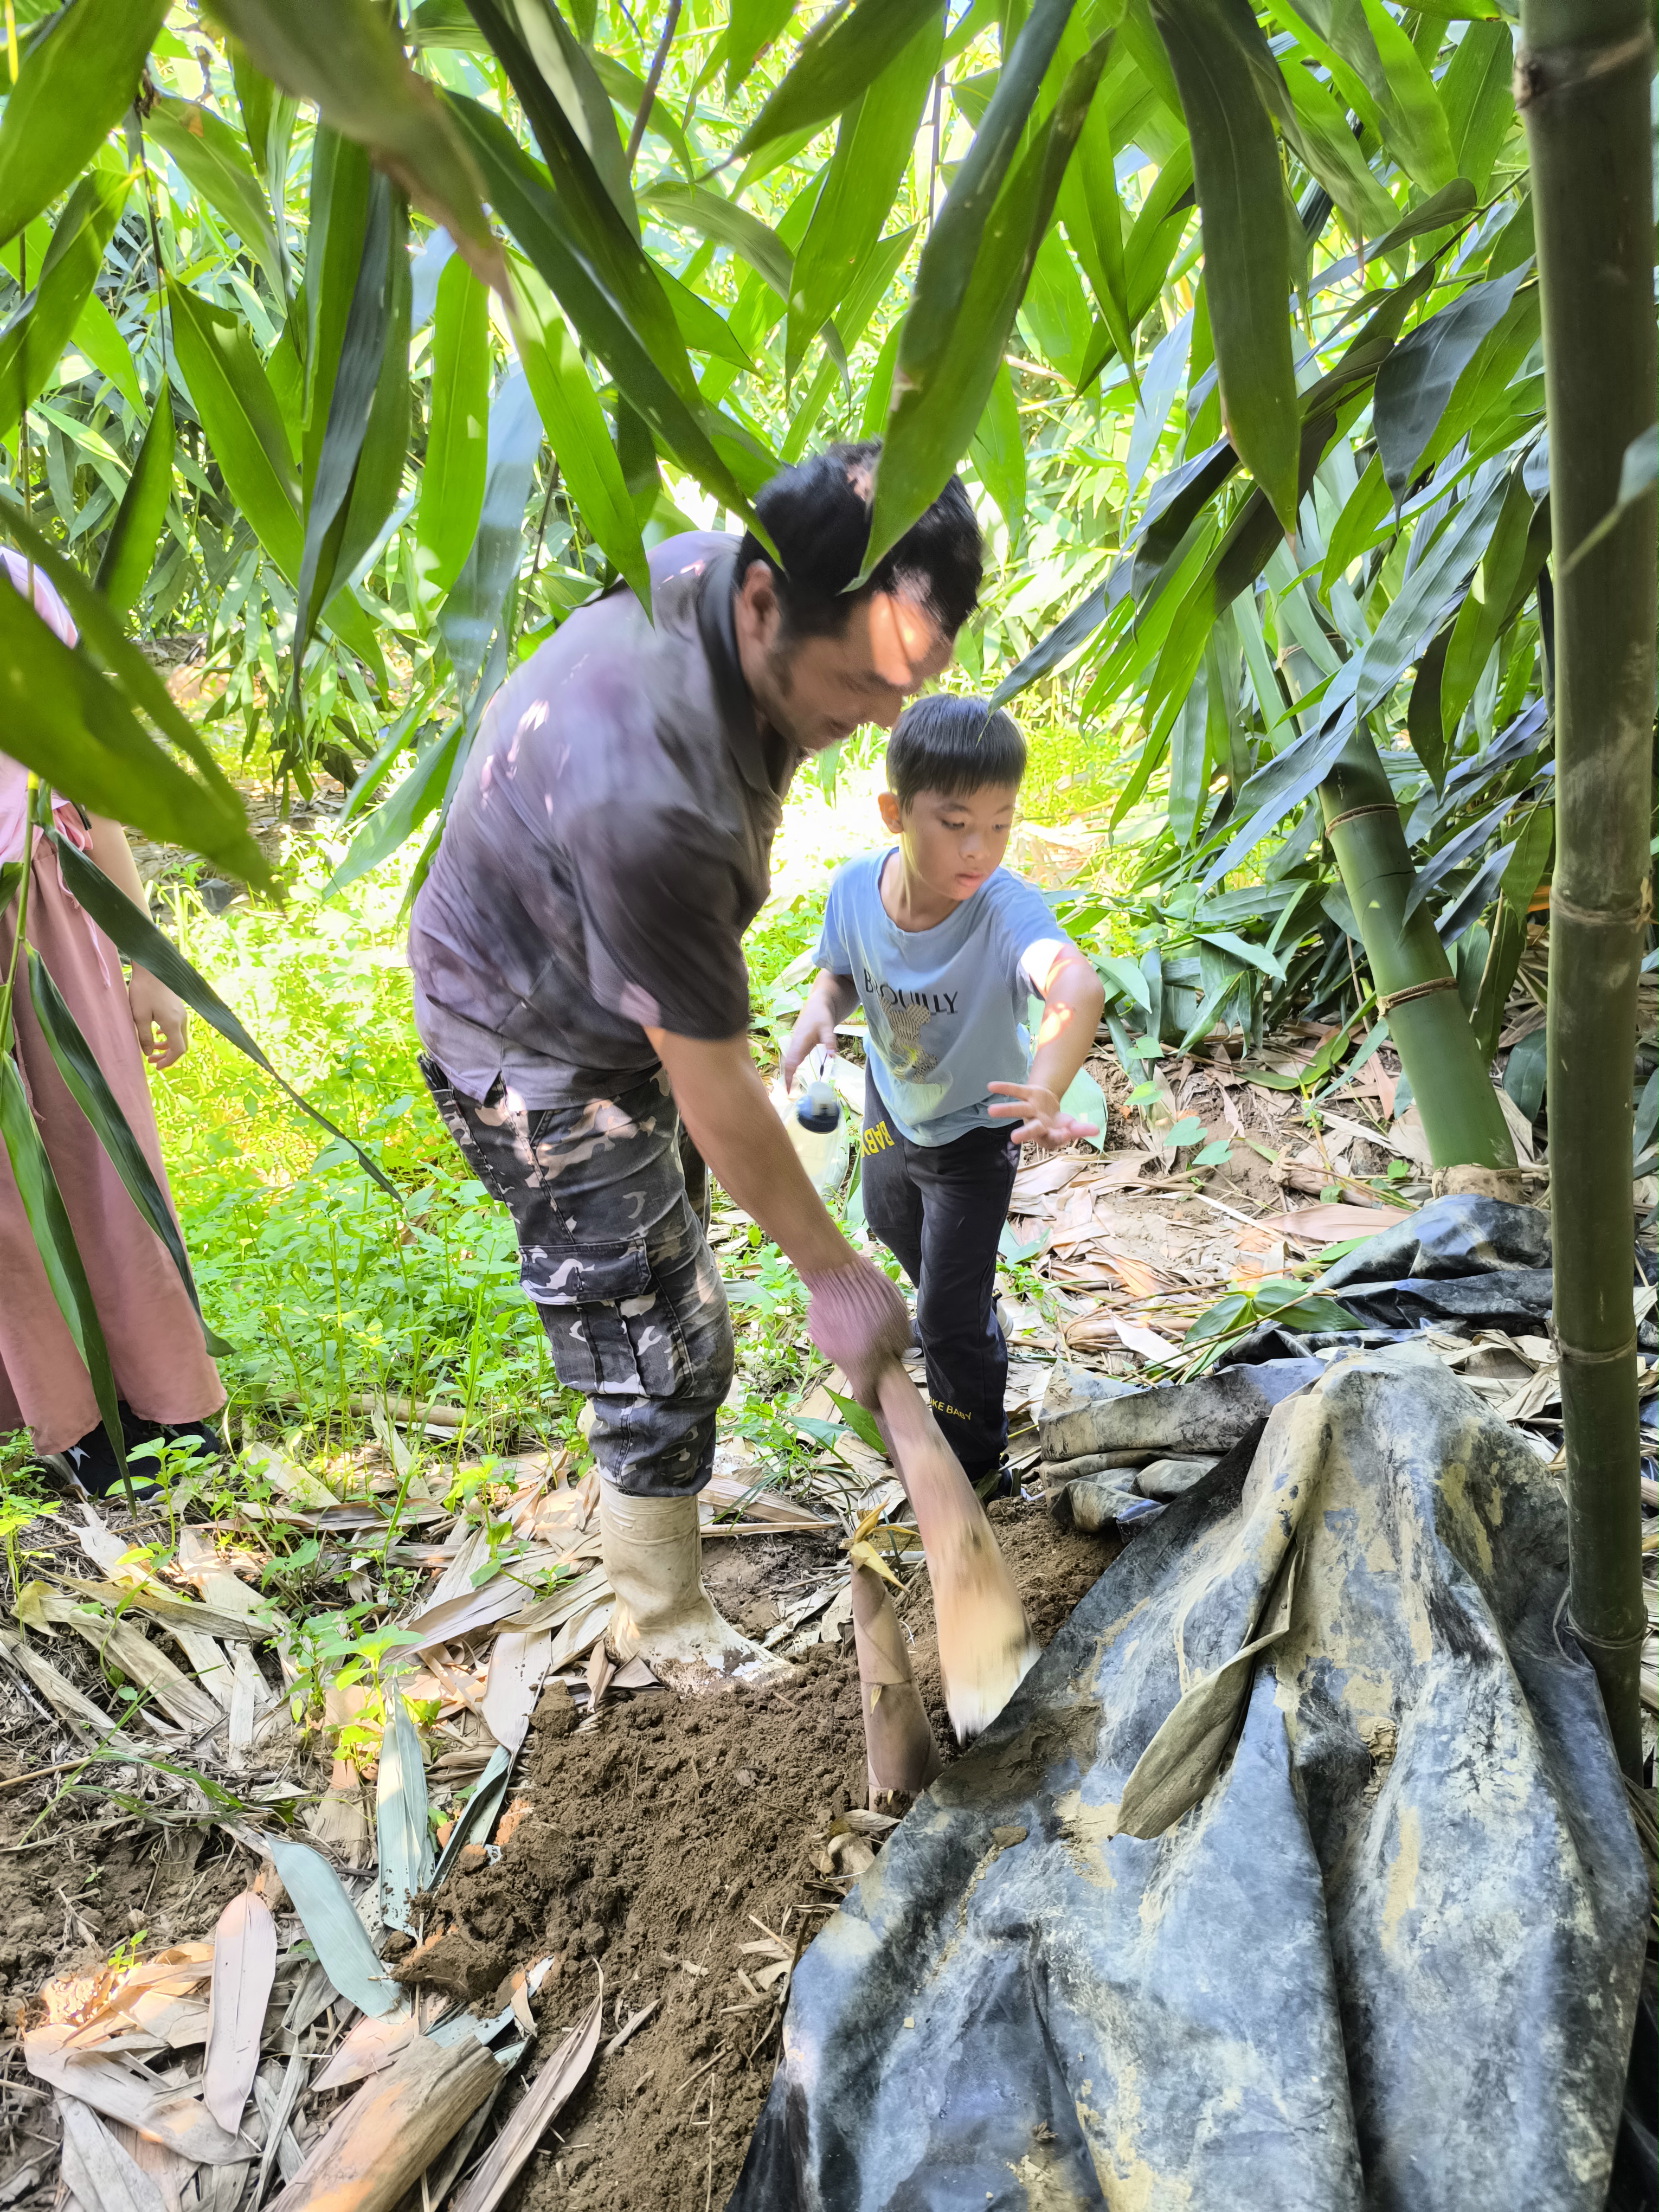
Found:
[1435,837,1514,947]
[25,949,230,1358]
[439,368,542,695]
[323,722,463,896]
[0,170,128,442]
[785,23,942,381]
[1401,792,1518,921]
[263,1840,406,2018]
[864,24,1111,573]
[146,95,284,295]
[448,93,766,519]
[204,0,503,288]
[725,0,796,94]
[1167,674,1208,846]
[0,1057,126,1480]
[69,290,143,413]
[1319,449,1389,597]
[1439,466,1535,732]
[415,251,491,608]
[335,190,413,591]
[1439,20,1515,199]
[640,181,793,299]
[736,0,947,160]
[47,835,400,1199]
[1152,0,1298,531]
[1276,55,1398,239]
[0,0,165,247]
[203,1891,277,2134]
[969,363,1026,540]
[377,1688,435,1934]
[448,1996,602,2212]
[432,1747,513,1888]
[0,562,262,882]
[93,386,175,617]
[1366,177,1477,260]
[511,269,649,608]
[1372,262,1529,505]
[1354,465,1512,712]
[512,2,636,228]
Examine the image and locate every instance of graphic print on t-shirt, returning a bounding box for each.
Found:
[864,972,942,1082]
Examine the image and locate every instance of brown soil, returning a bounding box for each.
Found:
[389,1501,1117,2212]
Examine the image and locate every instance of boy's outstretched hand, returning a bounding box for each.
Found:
[986,1080,1099,1148]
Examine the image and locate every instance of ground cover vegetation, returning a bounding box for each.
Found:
[0,0,1654,2198]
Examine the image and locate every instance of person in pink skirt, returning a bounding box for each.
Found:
[1,548,224,1493]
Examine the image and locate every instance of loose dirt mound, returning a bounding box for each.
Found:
[392,1501,1116,2212]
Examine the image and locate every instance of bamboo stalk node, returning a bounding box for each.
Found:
[1557,1333,1639,1367]
[1323,803,1400,833]
[1548,888,1651,929]
[1430,1165,1523,1201]
[1514,25,1654,107]
[1378,976,1459,1012]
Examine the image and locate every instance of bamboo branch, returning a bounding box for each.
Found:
[625,0,683,170]
[1517,0,1656,1775]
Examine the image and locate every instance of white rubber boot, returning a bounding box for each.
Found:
[601,1488,794,1695]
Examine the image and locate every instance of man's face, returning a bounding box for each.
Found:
[732,562,955,753]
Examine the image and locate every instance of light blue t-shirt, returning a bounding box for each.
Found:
[814,849,1075,1144]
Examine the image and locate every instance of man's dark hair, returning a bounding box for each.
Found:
[734,441,982,640]
[885,693,1026,809]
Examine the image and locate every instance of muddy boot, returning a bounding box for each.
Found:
[601,1487,794,1696]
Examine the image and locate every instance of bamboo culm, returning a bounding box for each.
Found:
[1517,0,1656,1774]
[1317,728,1518,1173]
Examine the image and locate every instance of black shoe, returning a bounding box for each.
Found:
[48,1419,160,1502]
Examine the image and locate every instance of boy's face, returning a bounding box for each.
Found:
[878,783,1020,904]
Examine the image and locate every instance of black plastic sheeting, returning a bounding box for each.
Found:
[1219,1194,1654,1364]
[729,1349,1649,2211]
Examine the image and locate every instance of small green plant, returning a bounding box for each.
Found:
[1180,1277,1359,1375]
[126,1433,216,1549]
[0,1435,60,1600]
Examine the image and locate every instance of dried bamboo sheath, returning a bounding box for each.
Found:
[1519,0,1656,1774]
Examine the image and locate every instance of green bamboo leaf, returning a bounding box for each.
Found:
[263,1840,404,2017]
[166,278,386,678]
[863,8,1105,571]
[1059,81,1137,388]
[294,175,399,663]
[1401,792,1517,922]
[462,0,691,385]
[229,35,277,171]
[1438,20,1515,200]
[0,554,264,882]
[48,835,400,1200]
[1355,0,1454,193]
[970,363,1026,541]
[1152,0,1298,532]
[1355,465,1512,714]
[1275,55,1398,239]
[512,268,650,609]
[145,95,284,295]
[1366,178,1477,260]
[415,251,490,608]
[1372,262,1529,505]
[93,384,175,617]
[0,170,128,442]
[377,1686,434,1933]
[301,127,372,496]
[1439,466,1535,734]
[323,721,462,896]
[785,22,942,381]
[0,0,165,247]
[0,1055,127,1481]
[1319,449,1389,597]
[69,290,143,412]
[447,93,763,526]
[439,368,542,696]
[509,0,636,230]
[204,0,503,289]
[659,268,754,370]
[1167,675,1208,847]
[334,190,411,591]
[25,950,230,1358]
[736,0,947,160]
[590,52,693,179]
[640,181,793,299]
[724,0,796,95]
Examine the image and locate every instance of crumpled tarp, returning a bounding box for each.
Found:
[729,1350,1648,2211]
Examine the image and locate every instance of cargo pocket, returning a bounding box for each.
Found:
[526,1238,688,1398]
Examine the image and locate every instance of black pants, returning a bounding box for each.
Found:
[859,1083,1017,1491]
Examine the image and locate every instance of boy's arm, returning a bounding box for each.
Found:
[781,969,858,1094]
[986,944,1107,1146]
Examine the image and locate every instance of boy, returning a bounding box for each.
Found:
[782,695,1105,1495]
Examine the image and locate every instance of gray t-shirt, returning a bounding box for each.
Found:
[409,533,799,1105]
[815,850,1074,1144]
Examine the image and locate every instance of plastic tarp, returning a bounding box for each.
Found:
[730,1349,1648,2211]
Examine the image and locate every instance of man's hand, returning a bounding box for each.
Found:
[801,1255,912,1401]
[127,970,190,1069]
[780,970,857,1095]
[986,1079,1098,1148]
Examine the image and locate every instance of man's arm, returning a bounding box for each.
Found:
[646,1026,854,1272]
[86,814,191,1069]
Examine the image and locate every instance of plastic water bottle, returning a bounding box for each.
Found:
[796,1078,841,1133]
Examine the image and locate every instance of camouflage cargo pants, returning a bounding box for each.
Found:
[419,1057,732,1496]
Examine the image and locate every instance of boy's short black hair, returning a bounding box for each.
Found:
[734,441,982,642]
[885,694,1026,809]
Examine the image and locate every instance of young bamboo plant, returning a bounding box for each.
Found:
[1517,0,1656,1776]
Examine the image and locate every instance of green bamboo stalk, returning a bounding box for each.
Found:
[1517,0,1654,1776]
[1317,728,1517,1172]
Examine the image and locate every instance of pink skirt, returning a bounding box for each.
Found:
[0,846,223,1451]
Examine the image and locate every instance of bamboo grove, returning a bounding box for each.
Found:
[0,0,1653,1751]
